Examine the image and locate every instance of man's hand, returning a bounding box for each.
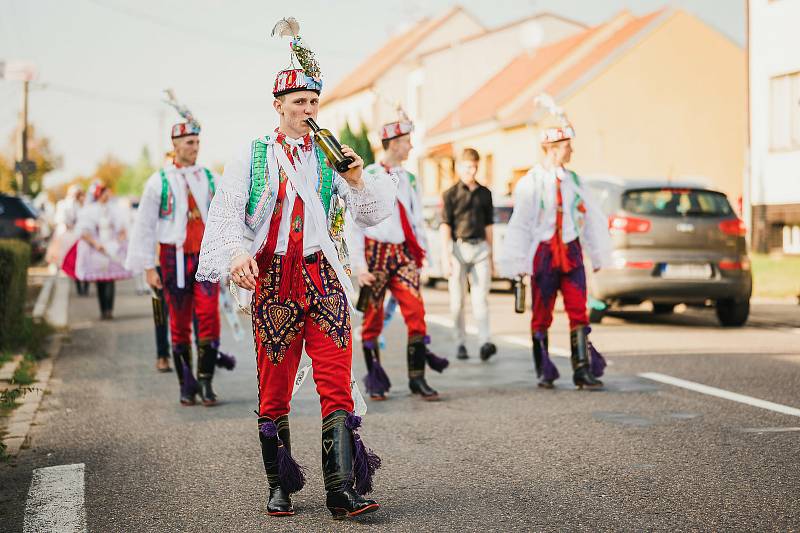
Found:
[339,144,364,189]
[358,271,376,287]
[231,253,259,290]
[145,268,162,291]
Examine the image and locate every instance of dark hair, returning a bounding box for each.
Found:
[381,138,391,150]
[461,148,480,162]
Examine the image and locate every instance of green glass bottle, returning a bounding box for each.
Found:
[306,117,355,173]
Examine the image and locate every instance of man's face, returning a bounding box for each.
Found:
[457,159,479,183]
[544,139,572,165]
[274,91,320,136]
[173,135,200,166]
[389,134,413,162]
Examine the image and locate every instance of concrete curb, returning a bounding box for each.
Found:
[2,336,62,458]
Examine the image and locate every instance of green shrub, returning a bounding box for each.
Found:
[0,239,31,350]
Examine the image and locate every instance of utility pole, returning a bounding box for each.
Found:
[18,79,31,195]
[1,60,37,196]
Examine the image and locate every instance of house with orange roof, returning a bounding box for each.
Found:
[318,6,585,176]
[424,9,746,204]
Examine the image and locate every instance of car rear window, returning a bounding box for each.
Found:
[622,188,733,217]
[0,196,37,218]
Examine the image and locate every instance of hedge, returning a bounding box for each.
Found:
[0,239,30,350]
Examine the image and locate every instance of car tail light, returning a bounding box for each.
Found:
[14,218,38,233]
[621,260,655,269]
[609,215,651,234]
[719,218,746,237]
[719,257,751,271]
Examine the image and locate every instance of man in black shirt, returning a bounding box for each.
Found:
[440,148,497,361]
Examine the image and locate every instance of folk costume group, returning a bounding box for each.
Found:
[119,17,612,521]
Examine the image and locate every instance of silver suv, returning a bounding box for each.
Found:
[587,178,752,327]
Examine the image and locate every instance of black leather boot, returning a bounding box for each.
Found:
[197,342,218,406]
[322,410,380,519]
[173,343,197,405]
[532,332,555,389]
[259,415,302,516]
[407,338,439,401]
[571,327,603,389]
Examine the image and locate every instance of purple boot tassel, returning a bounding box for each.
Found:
[535,332,559,382]
[362,340,391,395]
[423,335,449,372]
[344,413,381,495]
[259,420,306,494]
[585,327,606,377]
[216,351,237,371]
[180,360,199,398]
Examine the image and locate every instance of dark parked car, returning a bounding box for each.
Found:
[586,178,752,327]
[0,193,45,260]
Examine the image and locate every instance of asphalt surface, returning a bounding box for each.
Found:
[1,280,799,531]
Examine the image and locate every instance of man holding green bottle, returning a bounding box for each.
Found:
[196,17,397,520]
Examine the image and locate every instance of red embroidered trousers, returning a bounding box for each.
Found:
[360,239,427,343]
[251,252,353,419]
[530,239,589,333]
[159,245,220,346]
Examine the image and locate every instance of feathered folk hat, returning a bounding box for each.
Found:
[271,17,323,97]
[380,105,414,141]
[164,89,201,139]
[534,93,575,144]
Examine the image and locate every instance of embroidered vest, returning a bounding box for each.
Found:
[159,167,215,220]
[244,136,349,270]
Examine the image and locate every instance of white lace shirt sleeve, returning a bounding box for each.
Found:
[340,167,398,228]
[196,146,251,283]
[124,173,161,273]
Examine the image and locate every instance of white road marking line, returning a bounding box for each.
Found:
[740,427,800,433]
[24,463,87,533]
[425,314,570,357]
[640,372,800,418]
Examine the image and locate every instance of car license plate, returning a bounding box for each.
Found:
[661,263,712,279]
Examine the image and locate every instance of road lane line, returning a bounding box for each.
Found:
[640,372,800,418]
[24,463,87,533]
[425,314,571,357]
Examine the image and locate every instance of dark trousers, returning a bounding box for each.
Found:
[75,280,90,296]
[96,281,115,314]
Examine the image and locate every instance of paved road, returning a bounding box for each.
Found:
[2,280,799,531]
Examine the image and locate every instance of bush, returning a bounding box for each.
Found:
[0,239,31,350]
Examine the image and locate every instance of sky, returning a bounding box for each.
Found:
[0,0,745,187]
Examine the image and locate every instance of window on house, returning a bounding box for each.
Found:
[770,71,800,150]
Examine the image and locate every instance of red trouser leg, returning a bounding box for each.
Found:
[530,244,559,334]
[388,261,426,339]
[561,266,589,330]
[193,279,221,343]
[257,335,303,420]
[306,317,354,419]
[360,275,387,343]
[160,247,193,345]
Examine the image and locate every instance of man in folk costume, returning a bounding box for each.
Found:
[126,91,230,406]
[347,107,448,402]
[196,18,395,519]
[500,94,612,390]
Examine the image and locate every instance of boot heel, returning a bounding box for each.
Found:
[329,507,347,519]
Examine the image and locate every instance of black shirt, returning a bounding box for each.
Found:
[442,181,494,241]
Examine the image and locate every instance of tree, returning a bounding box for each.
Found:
[92,155,126,192]
[339,121,374,167]
[0,125,62,196]
[115,146,155,197]
[357,122,375,166]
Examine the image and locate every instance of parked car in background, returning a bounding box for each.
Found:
[585,177,752,327]
[422,195,514,289]
[0,193,46,260]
